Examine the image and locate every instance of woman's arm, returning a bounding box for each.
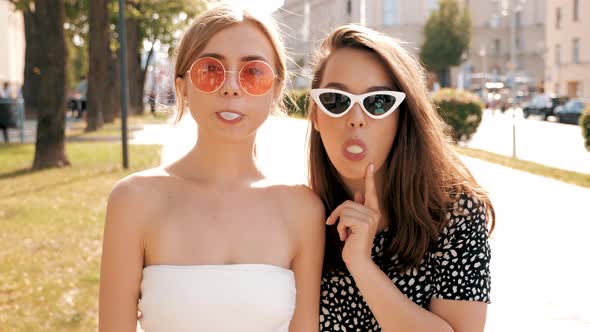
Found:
[98,178,147,331]
[285,186,325,332]
[348,259,486,332]
[328,164,489,332]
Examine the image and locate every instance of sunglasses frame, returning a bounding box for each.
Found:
[310,88,406,119]
[185,56,278,96]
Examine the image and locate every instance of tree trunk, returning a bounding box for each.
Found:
[86,0,109,131]
[438,68,451,88]
[26,1,70,169]
[126,16,143,115]
[103,50,118,123]
[22,9,41,120]
[141,40,155,111]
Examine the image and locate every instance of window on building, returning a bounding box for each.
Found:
[556,44,561,66]
[489,13,500,28]
[383,0,400,26]
[494,39,501,55]
[556,7,562,29]
[573,38,580,64]
[347,0,352,16]
[574,0,580,21]
[567,81,580,97]
[515,11,522,27]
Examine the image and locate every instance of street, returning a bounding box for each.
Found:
[464,109,590,175]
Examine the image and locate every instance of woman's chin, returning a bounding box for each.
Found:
[336,164,367,182]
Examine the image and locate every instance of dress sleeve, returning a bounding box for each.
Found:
[430,193,492,303]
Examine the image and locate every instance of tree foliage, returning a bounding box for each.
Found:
[420,0,471,86]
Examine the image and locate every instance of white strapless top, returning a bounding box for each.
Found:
[137,264,296,332]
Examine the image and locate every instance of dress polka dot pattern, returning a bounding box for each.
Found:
[319,194,491,331]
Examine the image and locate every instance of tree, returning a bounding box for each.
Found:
[56,0,207,120]
[86,0,110,131]
[10,0,71,169]
[122,0,206,115]
[420,0,471,88]
[64,0,89,90]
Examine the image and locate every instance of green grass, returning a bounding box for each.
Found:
[455,146,590,188]
[0,143,161,331]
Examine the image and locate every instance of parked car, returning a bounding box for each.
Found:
[522,94,568,120]
[555,99,589,125]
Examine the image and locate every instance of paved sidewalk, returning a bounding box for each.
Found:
[464,156,590,332]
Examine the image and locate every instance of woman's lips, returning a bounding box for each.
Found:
[215,111,244,124]
[342,138,368,161]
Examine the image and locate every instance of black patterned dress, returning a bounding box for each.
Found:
[319,194,492,331]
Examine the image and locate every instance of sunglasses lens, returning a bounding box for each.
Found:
[318,92,351,115]
[239,61,275,96]
[190,57,225,93]
[363,94,397,116]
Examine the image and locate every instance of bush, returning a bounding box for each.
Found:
[581,105,590,151]
[432,88,484,143]
[283,89,309,118]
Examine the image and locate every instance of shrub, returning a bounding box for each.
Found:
[432,88,484,143]
[580,105,590,151]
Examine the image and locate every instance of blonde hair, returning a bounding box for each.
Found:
[173,3,287,121]
[307,25,495,272]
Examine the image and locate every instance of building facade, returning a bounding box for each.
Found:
[545,0,589,98]
[466,0,545,93]
[277,0,546,93]
[0,0,25,98]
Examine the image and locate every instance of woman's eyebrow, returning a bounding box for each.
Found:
[198,53,269,63]
[365,86,394,92]
[324,82,348,90]
[323,82,394,92]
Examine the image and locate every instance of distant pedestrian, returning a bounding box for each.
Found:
[148,90,156,115]
[0,82,12,99]
[0,82,13,142]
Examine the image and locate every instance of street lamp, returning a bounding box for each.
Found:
[501,0,526,159]
[118,0,130,169]
[479,46,488,103]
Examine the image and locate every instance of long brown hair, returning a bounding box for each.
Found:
[173,3,287,121]
[307,25,495,273]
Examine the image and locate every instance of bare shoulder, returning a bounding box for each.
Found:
[272,184,326,232]
[109,167,169,201]
[106,167,172,227]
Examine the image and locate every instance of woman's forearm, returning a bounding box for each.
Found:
[347,259,454,332]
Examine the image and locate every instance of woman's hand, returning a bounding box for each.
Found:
[326,163,381,268]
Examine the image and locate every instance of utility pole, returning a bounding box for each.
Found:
[510,0,517,158]
[508,0,526,159]
[480,46,488,102]
[118,0,129,168]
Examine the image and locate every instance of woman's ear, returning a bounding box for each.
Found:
[311,105,320,132]
[273,80,284,101]
[175,77,187,100]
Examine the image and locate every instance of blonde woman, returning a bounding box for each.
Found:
[99,4,324,331]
